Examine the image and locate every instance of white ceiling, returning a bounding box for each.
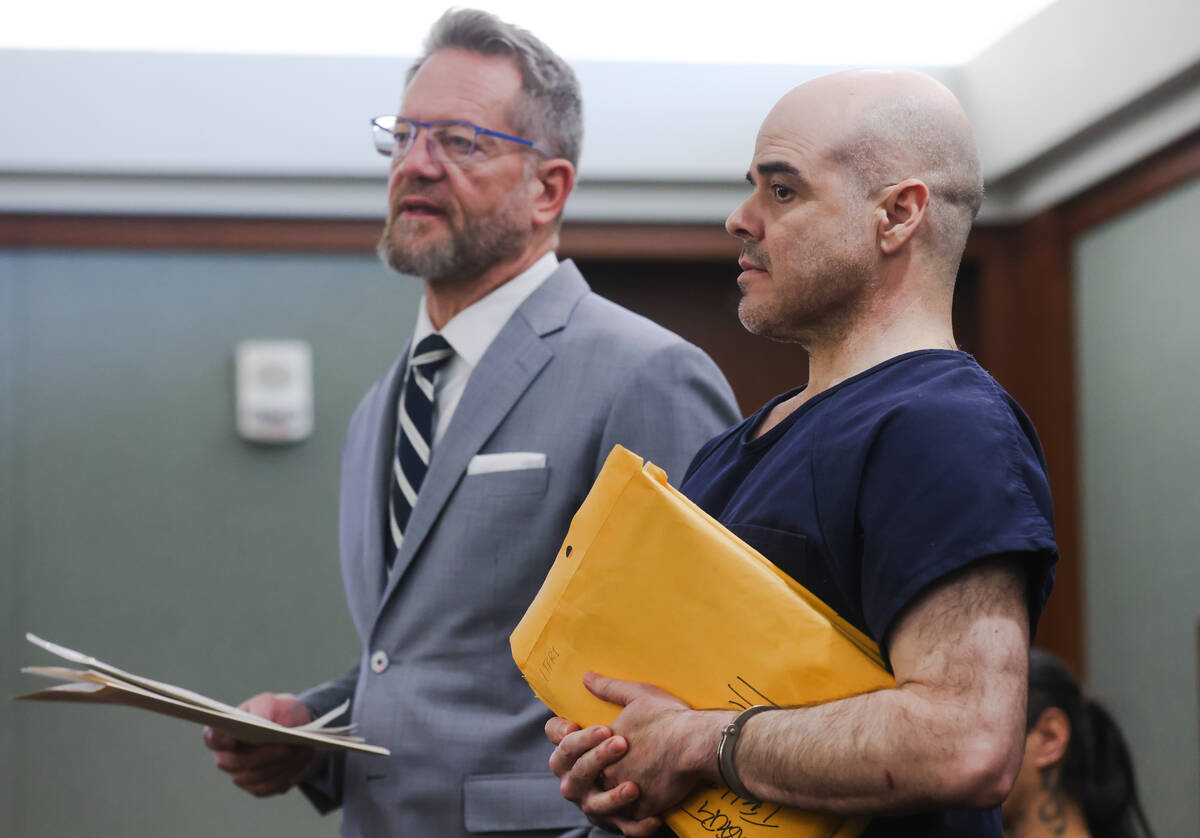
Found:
[6,0,1057,66]
[1,0,1197,223]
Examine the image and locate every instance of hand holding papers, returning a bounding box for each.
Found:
[16,633,388,756]
[511,445,895,838]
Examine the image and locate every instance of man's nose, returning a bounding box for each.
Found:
[725,198,759,241]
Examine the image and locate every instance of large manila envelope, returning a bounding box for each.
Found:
[511,445,895,838]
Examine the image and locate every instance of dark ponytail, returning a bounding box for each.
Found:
[1027,649,1156,838]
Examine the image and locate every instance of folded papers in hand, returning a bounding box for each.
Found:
[16,633,388,755]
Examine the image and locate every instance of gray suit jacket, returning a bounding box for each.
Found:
[299,260,740,837]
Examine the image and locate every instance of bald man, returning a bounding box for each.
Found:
[545,70,1058,837]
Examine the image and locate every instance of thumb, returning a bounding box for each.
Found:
[277,698,313,728]
[583,672,653,707]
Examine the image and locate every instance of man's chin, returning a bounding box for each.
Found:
[736,299,768,335]
[737,299,789,341]
[378,227,453,277]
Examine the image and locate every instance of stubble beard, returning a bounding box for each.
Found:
[377,187,531,285]
[737,244,873,344]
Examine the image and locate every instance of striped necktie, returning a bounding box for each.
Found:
[387,333,453,567]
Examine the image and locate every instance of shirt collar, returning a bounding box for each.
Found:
[411,251,559,369]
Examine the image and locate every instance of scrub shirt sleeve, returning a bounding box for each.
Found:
[854,387,1058,648]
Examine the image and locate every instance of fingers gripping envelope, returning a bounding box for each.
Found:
[510,445,895,838]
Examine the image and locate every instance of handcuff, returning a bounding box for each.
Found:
[716,704,779,800]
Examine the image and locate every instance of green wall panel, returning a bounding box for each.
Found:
[1075,177,1200,836]
[2,247,422,837]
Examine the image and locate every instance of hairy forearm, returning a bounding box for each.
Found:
[722,677,1015,812]
[683,596,1029,814]
[579,558,1033,823]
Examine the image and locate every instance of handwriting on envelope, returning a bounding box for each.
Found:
[510,445,895,838]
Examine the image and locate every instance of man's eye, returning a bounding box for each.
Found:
[435,128,475,154]
[771,184,792,200]
[393,129,413,145]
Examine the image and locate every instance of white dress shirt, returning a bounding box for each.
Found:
[408,251,559,444]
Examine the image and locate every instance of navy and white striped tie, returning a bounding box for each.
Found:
[387,333,453,567]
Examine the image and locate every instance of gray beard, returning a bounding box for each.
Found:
[377,194,529,284]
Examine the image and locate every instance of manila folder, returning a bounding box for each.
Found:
[511,444,895,838]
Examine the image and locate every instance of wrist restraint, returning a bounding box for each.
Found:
[716,704,778,801]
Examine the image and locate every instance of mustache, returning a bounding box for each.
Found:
[740,243,771,271]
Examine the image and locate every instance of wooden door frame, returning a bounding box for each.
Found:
[960,125,1200,676]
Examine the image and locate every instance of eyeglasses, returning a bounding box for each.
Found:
[371,115,545,164]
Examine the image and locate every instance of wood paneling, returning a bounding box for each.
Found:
[0,214,382,252]
[961,126,1200,678]
[561,223,739,261]
[1063,126,1200,236]
[0,214,738,261]
[577,258,805,417]
[967,217,1083,675]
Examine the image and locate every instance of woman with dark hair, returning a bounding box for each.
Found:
[1001,649,1156,838]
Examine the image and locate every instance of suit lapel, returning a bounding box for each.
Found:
[375,261,590,617]
[356,347,408,617]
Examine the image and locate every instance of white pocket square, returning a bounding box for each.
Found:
[467,452,547,475]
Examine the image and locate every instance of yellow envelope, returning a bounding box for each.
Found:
[511,445,896,838]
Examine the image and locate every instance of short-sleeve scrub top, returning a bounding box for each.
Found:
[681,349,1058,838]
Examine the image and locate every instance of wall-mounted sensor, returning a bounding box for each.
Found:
[235,340,313,443]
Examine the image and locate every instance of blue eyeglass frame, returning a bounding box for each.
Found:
[371,115,547,160]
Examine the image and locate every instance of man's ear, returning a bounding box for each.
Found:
[530,158,576,228]
[1027,707,1072,768]
[876,178,930,255]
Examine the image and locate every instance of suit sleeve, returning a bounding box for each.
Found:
[595,340,741,484]
[296,662,359,813]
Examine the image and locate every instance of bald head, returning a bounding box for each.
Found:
[768,69,983,276]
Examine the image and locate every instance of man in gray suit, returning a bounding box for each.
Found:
[203,9,740,836]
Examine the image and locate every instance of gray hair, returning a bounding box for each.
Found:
[406,8,583,167]
[831,98,984,278]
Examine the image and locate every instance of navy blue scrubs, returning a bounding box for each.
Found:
[681,350,1058,837]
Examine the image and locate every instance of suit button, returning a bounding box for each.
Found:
[370,651,389,673]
